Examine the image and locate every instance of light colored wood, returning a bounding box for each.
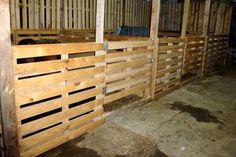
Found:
[108,40,153,50]
[46,0,50,29]
[181,0,190,37]
[56,0,60,29]
[35,0,39,29]
[20,119,104,157]
[13,42,103,58]
[40,0,45,29]
[0,1,19,156]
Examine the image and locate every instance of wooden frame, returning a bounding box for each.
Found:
[0,0,234,156]
[0,0,19,156]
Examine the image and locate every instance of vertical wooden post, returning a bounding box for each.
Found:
[215,0,223,35]
[0,1,19,157]
[95,0,105,121]
[201,0,211,77]
[181,0,190,37]
[226,6,233,34]
[96,0,105,43]
[150,0,161,99]
[202,0,211,36]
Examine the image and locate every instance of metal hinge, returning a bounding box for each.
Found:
[150,57,156,63]
[104,42,109,51]
[103,86,107,95]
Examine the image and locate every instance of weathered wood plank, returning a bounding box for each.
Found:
[0,1,19,156]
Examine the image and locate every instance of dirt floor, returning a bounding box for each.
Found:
[41,68,236,157]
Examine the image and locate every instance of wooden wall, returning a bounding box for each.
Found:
[10,0,151,31]
[10,0,61,30]
[123,0,152,28]
[159,0,232,35]
[159,0,183,32]
[187,0,205,34]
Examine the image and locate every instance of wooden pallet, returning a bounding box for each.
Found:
[215,35,228,70]
[204,35,228,75]
[105,40,153,104]
[155,37,185,98]
[12,42,105,157]
[204,36,218,75]
[182,36,205,84]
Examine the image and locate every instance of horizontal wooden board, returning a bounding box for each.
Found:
[13,42,104,58]
[108,40,153,50]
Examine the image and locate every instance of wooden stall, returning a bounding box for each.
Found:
[105,40,153,103]
[0,0,234,156]
[182,36,205,83]
[204,35,229,75]
[10,0,152,44]
[155,37,185,98]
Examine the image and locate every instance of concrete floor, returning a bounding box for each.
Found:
[41,69,236,157]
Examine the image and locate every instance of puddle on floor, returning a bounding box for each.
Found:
[167,101,222,124]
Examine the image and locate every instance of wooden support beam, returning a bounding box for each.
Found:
[181,0,190,37]
[150,0,161,99]
[95,0,105,121]
[202,0,211,35]
[226,6,233,34]
[150,0,160,39]
[0,1,19,157]
[215,0,223,35]
[96,0,105,43]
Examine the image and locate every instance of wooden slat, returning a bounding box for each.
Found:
[13,42,104,58]
[15,66,104,92]
[108,40,153,50]
[14,55,105,76]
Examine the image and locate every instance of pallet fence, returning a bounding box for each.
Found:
[105,40,153,104]
[8,32,230,157]
[182,36,205,83]
[155,37,185,98]
[204,35,229,75]
[1,0,233,156]
[12,42,105,157]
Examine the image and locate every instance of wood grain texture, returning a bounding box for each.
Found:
[0,0,19,156]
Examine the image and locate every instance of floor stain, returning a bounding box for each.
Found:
[40,140,101,157]
[150,147,168,157]
[114,155,128,157]
[70,147,102,157]
[167,101,222,124]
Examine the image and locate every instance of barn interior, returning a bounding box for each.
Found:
[0,0,236,157]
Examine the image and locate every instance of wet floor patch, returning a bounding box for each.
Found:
[167,101,222,123]
[40,138,101,157]
[40,146,101,157]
